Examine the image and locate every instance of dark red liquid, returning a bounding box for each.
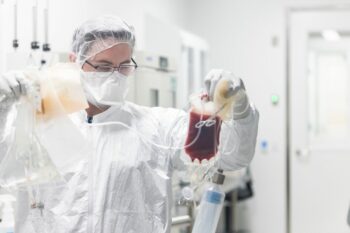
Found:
[185,111,222,162]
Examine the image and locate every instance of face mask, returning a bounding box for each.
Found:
[80,71,129,109]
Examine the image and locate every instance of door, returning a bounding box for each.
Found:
[290,10,350,233]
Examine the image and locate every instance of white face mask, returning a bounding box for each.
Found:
[80,71,129,109]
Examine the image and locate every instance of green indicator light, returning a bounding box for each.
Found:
[271,95,279,105]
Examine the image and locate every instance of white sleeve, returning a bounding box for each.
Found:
[216,105,259,171]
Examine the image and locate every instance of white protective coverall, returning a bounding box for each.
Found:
[14,101,259,233]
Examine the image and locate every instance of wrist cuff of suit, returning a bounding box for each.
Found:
[233,96,251,120]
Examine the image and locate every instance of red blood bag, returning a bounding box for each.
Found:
[185,110,222,162]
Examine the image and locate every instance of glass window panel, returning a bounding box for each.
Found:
[308,36,350,143]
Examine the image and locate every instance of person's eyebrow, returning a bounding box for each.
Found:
[93,59,114,65]
[119,59,131,65]
[93,59,131,66]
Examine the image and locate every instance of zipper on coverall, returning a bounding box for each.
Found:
[87,116,94,233]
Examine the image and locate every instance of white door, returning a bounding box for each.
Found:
[290,10,350,233]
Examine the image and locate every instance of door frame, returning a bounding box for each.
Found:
[286,4,350,233]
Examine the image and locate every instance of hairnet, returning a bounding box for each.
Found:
[71,15,136,65]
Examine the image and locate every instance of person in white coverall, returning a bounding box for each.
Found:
[0,15,259,233]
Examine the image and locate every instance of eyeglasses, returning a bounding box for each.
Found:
[84,58,138,77]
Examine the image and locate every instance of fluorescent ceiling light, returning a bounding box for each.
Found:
[322,30,341,41]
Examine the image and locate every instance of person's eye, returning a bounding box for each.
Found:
[119,65,136,76]
[120,65,132,68]
[119,65,132,71]
[97,66,113,72]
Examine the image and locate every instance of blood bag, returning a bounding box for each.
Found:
[184,77,237,163]
[185,109,222,163]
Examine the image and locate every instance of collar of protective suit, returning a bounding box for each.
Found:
[74,102,134,124]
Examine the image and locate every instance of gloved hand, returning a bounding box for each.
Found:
[204,69,251,120]
[0,71,31,106]
[0,72,31,157]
